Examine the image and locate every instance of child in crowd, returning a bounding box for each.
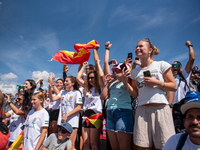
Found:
[41,122,73,150]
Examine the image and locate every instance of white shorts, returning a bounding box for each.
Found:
[134,104,175,149]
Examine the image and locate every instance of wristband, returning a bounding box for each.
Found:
[114,74,117,80]
[161,82,165,88]
[8,102,12,105]
[105,47,110,50]
[188,44,193,48]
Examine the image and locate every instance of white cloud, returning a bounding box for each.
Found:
[0,72,17,81]
[0,83,17,95]
[167,52,189,64]
[32,70,49,81]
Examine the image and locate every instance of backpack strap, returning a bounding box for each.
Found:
[178,71,190,91]
[176,133,188,150]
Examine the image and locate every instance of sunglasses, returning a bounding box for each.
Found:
[16,98,22,101]
[58,127,69,134]
[88,77,94,80]
[172,64,180,68]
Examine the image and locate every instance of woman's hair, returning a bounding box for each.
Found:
[32,92,44,107]
[140,39,159,58]
[66,76,79,90]
[84,70,101,94]
[56,78,64,85]
[23,79,36,113]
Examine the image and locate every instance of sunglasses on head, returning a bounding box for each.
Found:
[58,127,69,134]
[172,64,180,68]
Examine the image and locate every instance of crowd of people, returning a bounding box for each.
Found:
[0,39,200,150]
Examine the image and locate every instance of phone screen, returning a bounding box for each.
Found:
[128,52,132,63]
[143,70,151,77]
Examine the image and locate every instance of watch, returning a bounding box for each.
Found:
[168,103,173,108]
[8,102,12,105]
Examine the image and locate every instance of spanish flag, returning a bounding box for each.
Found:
[52,40,99,64]
[7,129,24,150]
[85,112,103,134]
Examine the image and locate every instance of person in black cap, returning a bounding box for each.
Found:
[41,122,73,150]
[163,91,200,149]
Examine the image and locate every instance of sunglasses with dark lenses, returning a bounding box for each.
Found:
[88,77,94,80]
[58,127,69,134]
[16,98,22,101]
[172,64,180,68]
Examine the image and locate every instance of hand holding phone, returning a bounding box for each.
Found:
[128,52,132,63]
[143,70,151,77]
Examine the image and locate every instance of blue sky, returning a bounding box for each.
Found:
[0,0,200,95]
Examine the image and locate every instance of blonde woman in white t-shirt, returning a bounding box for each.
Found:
[23,92,49,150]
[49,76,82,150]
[122,39,177,150]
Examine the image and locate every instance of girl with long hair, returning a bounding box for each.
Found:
[76,55,105,150]
[49,76,82,149]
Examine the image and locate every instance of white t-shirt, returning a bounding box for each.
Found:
[23,108,49,150]
[130,61,171,106]
[49,92,62,110]
[174,69,191,104]
[57,90,82,127]
[8,109,26,142]
[162,133,200,150]
[83,87,102,113]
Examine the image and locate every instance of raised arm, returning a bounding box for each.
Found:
[185,41,195,73]
[77,62,88,87]
[35,77,44,85]
[104,41,113,75]
[48,77,61,102]
[93,44,106,88]
[5,95,25,116]
[63,64,69,82]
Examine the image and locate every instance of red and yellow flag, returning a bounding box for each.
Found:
[85,112,103,133]
[7,129,24,150]
[52,40,99,64]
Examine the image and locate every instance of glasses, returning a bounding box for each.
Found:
[16,98,22,101]
[58,127,69,134]
[88,77,94,80]
[172,64,180,68]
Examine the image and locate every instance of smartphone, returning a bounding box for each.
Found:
[128,52,132,63]
[120,63,127,71]
[135,57,139,60]
[128,52,132,59]
[143,70,151,77]
[108,61,112,65]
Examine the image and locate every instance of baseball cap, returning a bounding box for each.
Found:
[38,86,48,91]
[180,91,200,114]
[58,122,73,134]
[195,69,200,73]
